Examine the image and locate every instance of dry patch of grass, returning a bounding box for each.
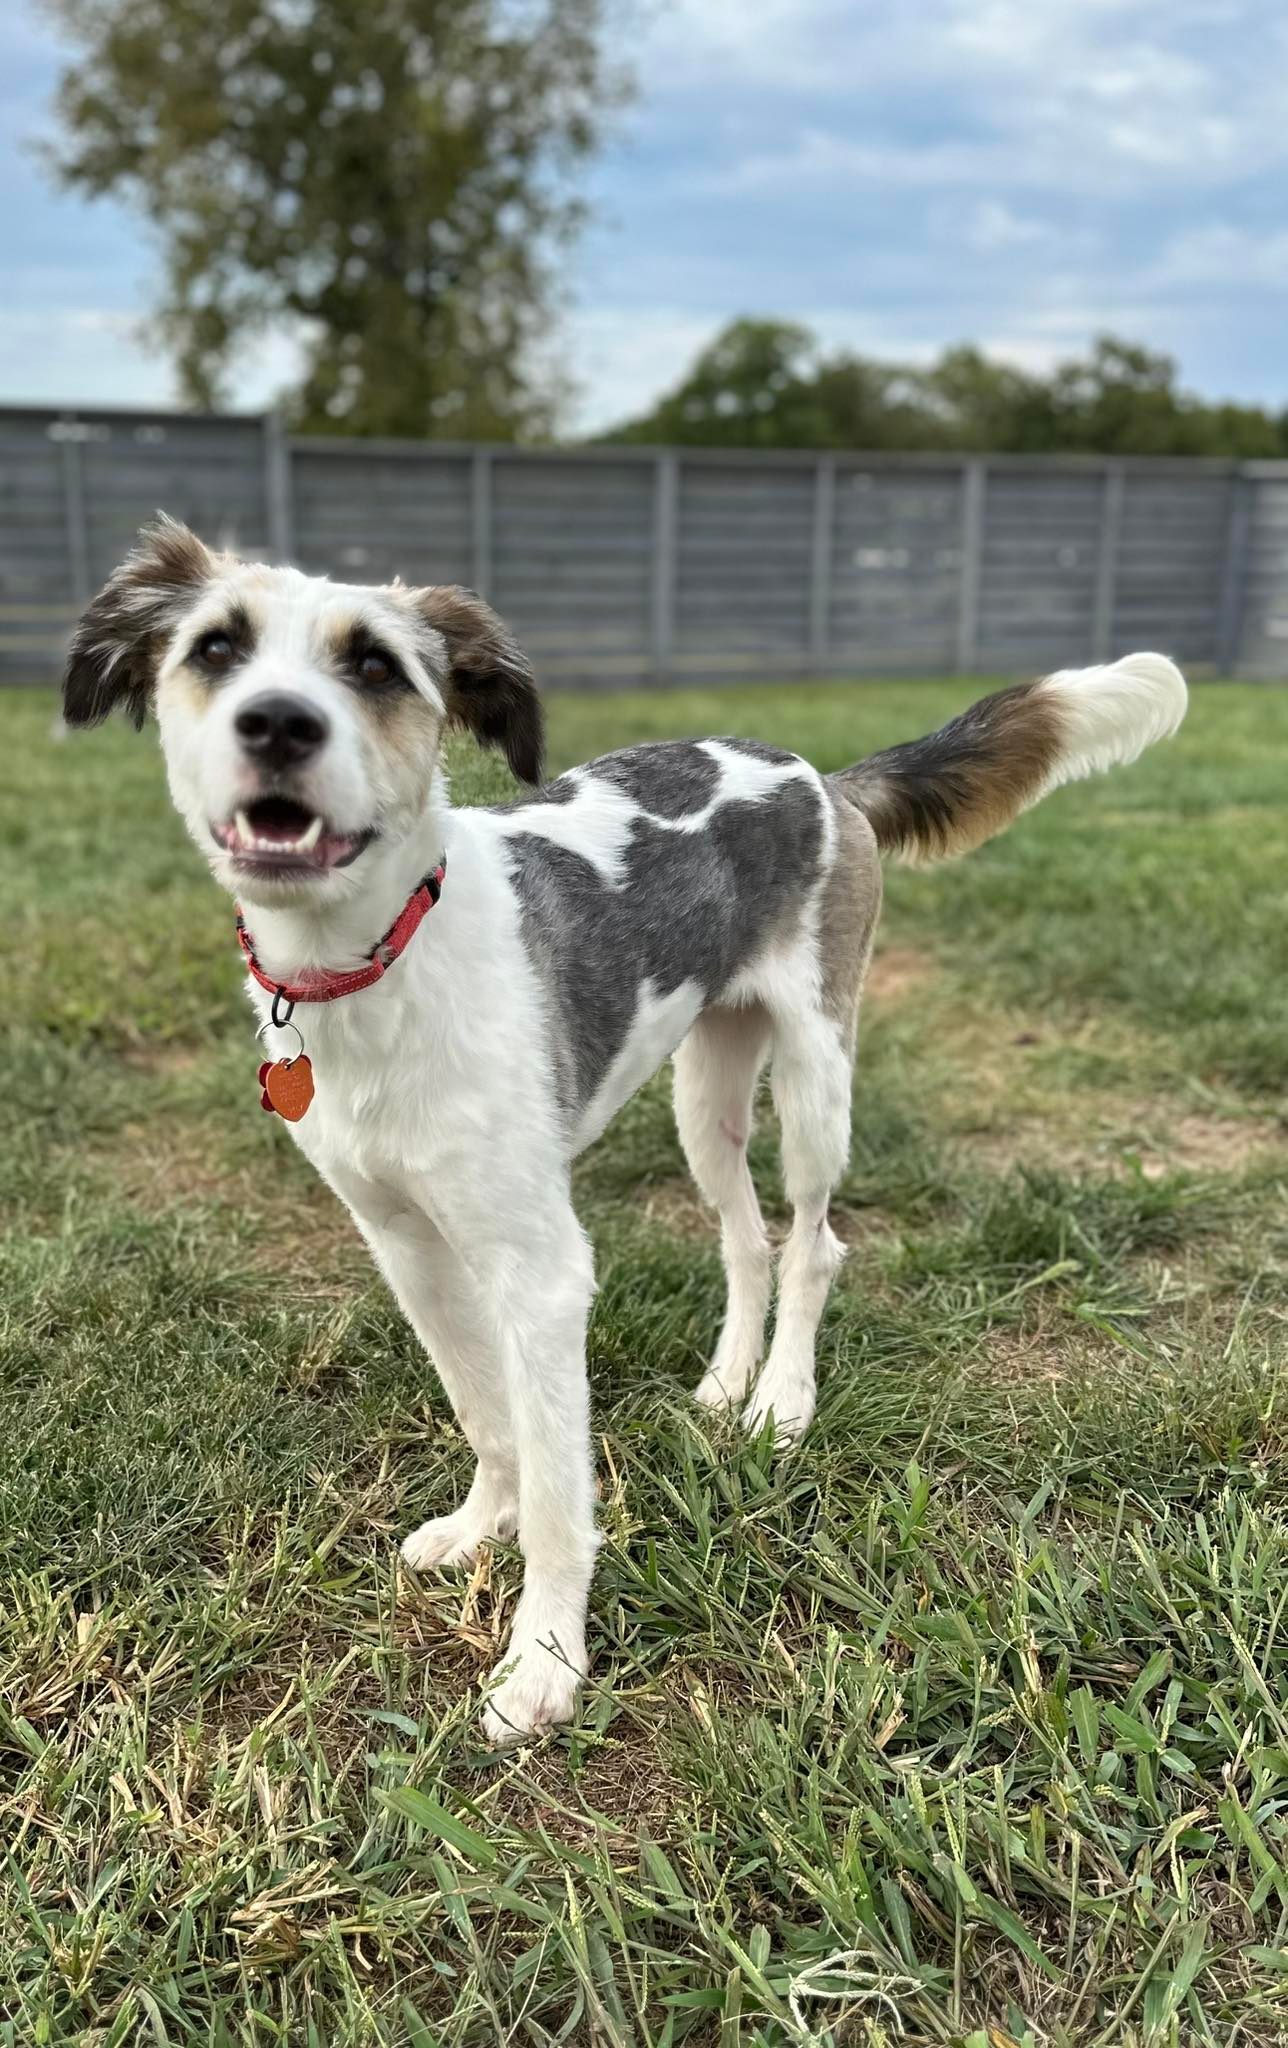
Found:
[961,1101,1288,1180]
[636,1174,903,1257]
[495,1726,689,1850]
[1134,1108,1288,1177]
[70,1111,367,1285]
[635,1176,715,1241]
[975,1321,1137,1389]
[865,942,938,1004]
[117,1042,207,1078]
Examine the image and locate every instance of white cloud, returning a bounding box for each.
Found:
[711,92,1278,205]
[1150,222,1288,289]
[663,0,1288,201]
[964,201,1051,252]
[559,307,725,433]
[0,309,165,406]
[634,0,904,95]
[0,304,304,411]
[706,130,997,197]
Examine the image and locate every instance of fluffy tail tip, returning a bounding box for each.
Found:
[1040,650,1187,783]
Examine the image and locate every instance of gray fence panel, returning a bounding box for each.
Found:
[0,417,82,674]
[490,456,654,684]
[81,419,270,587]
[1112,469,1234,666]
[829,463,963,673]
[2,405,1287,685]
[976,468,1103,673]
[674,460,815,677]
[1238,473,1288,677]
[292,446,474,586]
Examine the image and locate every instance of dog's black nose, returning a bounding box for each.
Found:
[234,692,329,768]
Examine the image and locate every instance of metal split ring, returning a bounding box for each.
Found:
[257,1016,305,1065]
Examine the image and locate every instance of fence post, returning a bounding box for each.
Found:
[262,410,294,563]
[955,459,986,674]
[1091,462,1125,663]
[1216,470,1253,678]
[809,455,835,674]
[652,451,678,682]
[59,428,92,604]
[471,449,493,597]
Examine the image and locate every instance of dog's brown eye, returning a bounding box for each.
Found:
[195,631,235,670]
[358,648,396,686]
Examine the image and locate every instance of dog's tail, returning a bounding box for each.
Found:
[833,653,1187,862]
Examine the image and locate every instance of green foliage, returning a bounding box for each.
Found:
[40,0,628,435]
[3,680,1288,2041]
[607,317,1288,457]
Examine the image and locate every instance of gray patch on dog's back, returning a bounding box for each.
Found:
[525,771,580,806]
[584,740,720,819]
[502,837,639,1111]
[711,736,799,766]
[500,755,825,1117]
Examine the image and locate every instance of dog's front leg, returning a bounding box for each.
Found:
[452,1196,598,1745]
[324,1169,520,1565]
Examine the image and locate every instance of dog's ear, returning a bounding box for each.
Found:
[415,586,544,785]
[63,514,214,730]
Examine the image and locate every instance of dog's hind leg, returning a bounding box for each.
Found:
[674,1001,774,1411]
[743,800,876,1444]
[745,1007,853,1444]
[328,1172,519,1569]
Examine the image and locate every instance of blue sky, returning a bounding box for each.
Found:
[3,0,1288,432]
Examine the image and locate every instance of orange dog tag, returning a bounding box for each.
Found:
[258,1055,315,1122]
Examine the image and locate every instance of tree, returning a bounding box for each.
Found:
[603,318,1288,459]
[918,345,1057,453]
[609,319,824,448]
[1047,337,1200,455]
[41,0,628,437]
[804,352,937,452]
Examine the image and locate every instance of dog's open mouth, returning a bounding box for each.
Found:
[212,797,373,873]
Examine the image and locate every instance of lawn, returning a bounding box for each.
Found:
[2,675,1288,2048]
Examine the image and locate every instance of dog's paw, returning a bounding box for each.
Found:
[400,1498,515,1572]
[742,1364,816,1447]
[481,1638,585,1747]
[693,1365,740,1410]
[694,1337,761,1411]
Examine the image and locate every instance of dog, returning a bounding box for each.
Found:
[61,516,1187,1741]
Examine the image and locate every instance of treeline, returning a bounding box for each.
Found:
[601,319,1288,458]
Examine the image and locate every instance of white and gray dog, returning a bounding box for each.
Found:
[62,517,1187,1740]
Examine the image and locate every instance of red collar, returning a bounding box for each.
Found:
[236,860,445,1014]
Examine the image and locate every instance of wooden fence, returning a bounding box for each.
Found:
[3,403,1287,684]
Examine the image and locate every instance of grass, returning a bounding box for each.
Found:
[2,675,1288,2047]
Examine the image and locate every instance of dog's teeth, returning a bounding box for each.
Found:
[227,813,326,857]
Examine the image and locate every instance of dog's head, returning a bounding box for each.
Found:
[62,517,542,906]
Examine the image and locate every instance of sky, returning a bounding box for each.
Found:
[3,0,1288,433]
